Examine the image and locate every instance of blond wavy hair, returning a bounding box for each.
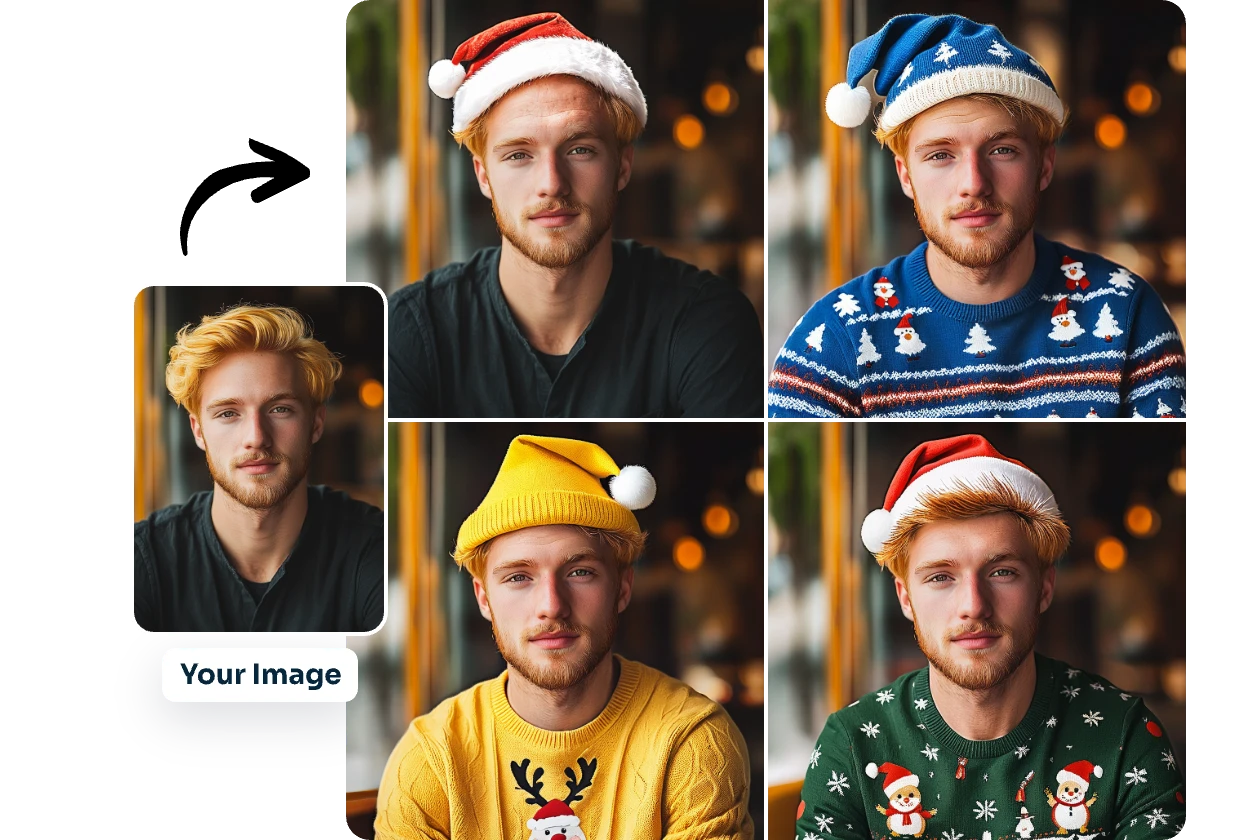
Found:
[875,93,1066,159]
[452,76,644,159]
[165,305,342,414]
[875,477,1070,582]
[455,525,647,581]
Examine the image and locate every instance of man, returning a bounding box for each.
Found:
[376,435,753,839]
[797,435,1185,839]
[769,14,1186,418]
[134,305,383,632]
[389,13,763,418]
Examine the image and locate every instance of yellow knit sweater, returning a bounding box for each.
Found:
[375,656,753,840]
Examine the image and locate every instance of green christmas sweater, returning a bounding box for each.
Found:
[797,656,1184,840]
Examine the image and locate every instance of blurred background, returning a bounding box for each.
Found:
[765,421,1186,838]
[767,0,1187,366]
[346,421,767,838]
[346,0,766,325]
[133,286,385,520]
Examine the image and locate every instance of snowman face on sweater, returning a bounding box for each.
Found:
[888,784,922,812]
[875,282,895,299]
[1055,780,1087,805]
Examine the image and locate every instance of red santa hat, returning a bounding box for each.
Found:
[861,434,1060,556]
[895,312,914,330]
[1057,760,1103,789]
[527,799,581,831]
[1061,256,1084,271]
[1051,297,1074,318]
[867,761,920,798]
[428,13,648,134]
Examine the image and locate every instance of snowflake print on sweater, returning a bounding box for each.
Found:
[796,656,1184,840]
[769,236,1186,418]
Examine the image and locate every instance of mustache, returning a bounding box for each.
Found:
[948,200,1009,217]
[231,450,286,468]
[524,620,584,640]
[948,621,1007,640]
[524,197,585,217]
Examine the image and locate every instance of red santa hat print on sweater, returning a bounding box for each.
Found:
[867,761,920,797]
[1057,759,1103,789]
[861,434,1059,557]
[427,12,648,134]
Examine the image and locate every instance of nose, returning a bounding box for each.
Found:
[536,150,571,198]
[242,410,272,449]
[957,572,993,620]
[535,572,571,621]
[958,151,992,198]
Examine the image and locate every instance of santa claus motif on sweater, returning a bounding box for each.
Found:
[874,277,899,308]
[1061,257,1090,291]
[1048,298,1085,346]
[867,761,936,837]
[1044,759,1102,835]
[893,312,926,360]
[512,757,596,839]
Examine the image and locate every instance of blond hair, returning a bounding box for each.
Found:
[874,477,1070,581]
[875,93,1066,159]
[454,525,647,581]
[452,75,644,158]
[165,305,342,414]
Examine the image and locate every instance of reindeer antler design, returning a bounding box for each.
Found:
[563,757,598,805]
[510,759,550,807]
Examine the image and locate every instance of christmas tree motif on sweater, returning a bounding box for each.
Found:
[866,761,936,837]
[874,277,899,308]
[857,328,882,367]
[834,292,862,317]
[511,757,597,840]
[805,323,825,352]
[1108,267,1136,291]
[1045,759,1102,835]
[1156,398,1175,417]
[963,323,995,357]
[893,312,926,360]
[1092,303,1123,343]
[1060,257,1090,291]
[934,42,958,65]
[1048,298,1085,346]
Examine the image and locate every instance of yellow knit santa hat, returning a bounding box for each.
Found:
[455,435,655,556]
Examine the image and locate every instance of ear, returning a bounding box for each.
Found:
[473,577,494,622]
[1039,144,1056,191]
[616,564,634,613]
[616,144,634,192]
[310,404,326,445]
[472,156,493,200]
[894,156,915,200]
[188,412,206,452]
[894,576,916,622]
[1039,564,1057,613]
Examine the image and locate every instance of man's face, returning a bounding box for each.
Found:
[189,351,324,510]
[472,75,633,269]
[473,525,632,691]
[894,513,1054,691]
[894,98,1055,270]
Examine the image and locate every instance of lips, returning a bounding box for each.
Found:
[952,209,1001,228]
[951,632,1001,650]
[530,631,580,650]
[529,208,580,228]
[237,459,279,475]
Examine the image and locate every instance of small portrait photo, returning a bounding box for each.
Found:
[133,286,386,632]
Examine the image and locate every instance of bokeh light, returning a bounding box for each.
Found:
[703,504,739,538]
[673,115,705,150]
[359,378,384,409]
[1095,115,1127,150]
[673,536,705,571]
[1125,504,1160,538]
[1095,536,1127,571]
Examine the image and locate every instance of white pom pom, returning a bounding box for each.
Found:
[861,508,894,555]
[428,59,466,99]
[825,82,872,128]
[1093,765,1104,779]
[866,763,880,779]
[609,465,655,510]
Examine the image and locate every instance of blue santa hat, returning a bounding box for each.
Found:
[825,14,1064,131]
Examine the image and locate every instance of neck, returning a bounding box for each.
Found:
[928,653,1037,741]
[924,231,1037,305]
[498,233,614,355]
[208,483,308,583]
[505,653,619,732]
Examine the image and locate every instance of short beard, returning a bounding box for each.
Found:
[492,612,617,692]
[913,188,1038,270]
[913,609,1039,692]
[205,446,308,510]
[492,190,616,270]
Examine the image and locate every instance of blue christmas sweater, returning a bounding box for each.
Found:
[796,655,1186,840]
[768,236,1186,418]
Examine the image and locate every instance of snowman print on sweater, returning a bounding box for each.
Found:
[1048,298,1085,347]
[511,757,596,839]
[874,277,899,308]
[893,312,926,360]
[1044,759,1102,835]
[1061,257,1090,291]
[867,761,936,837]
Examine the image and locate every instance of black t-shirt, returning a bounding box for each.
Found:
[387,240,764,417]
[134,485,384,632]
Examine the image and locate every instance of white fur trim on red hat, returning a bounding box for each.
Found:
[451,36,647,134]
[528,814,581,830]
